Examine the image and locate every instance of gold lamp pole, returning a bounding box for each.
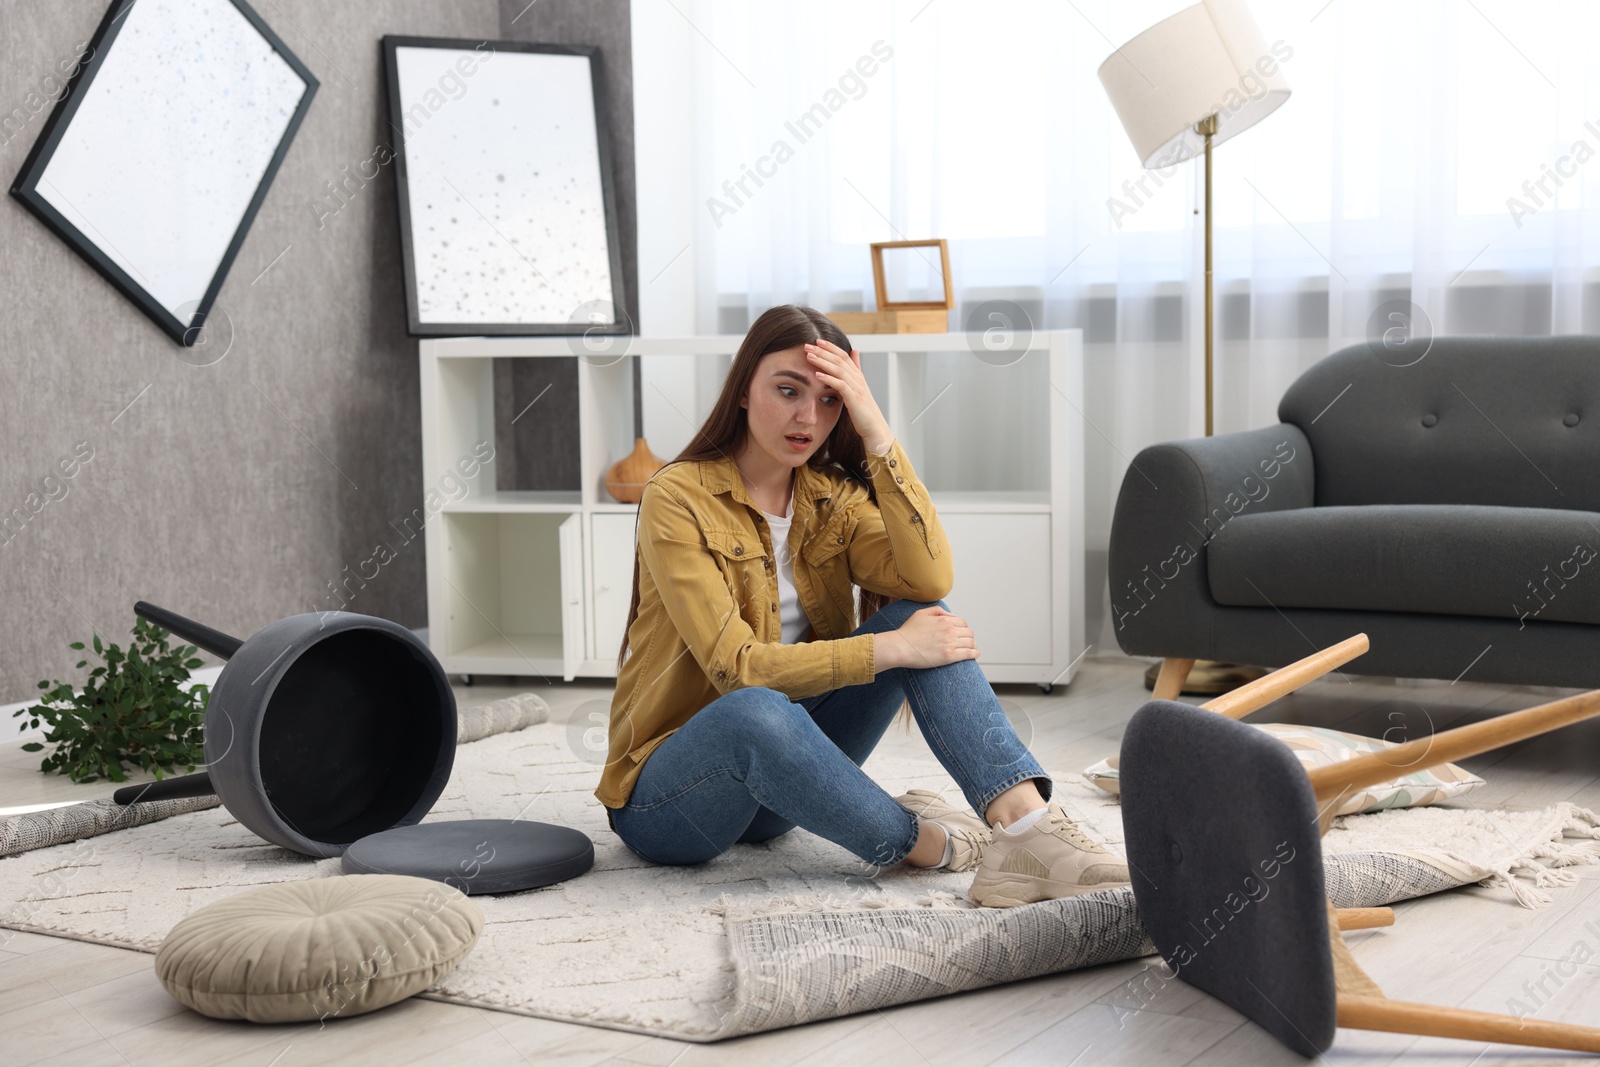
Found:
[1098,0,1292,695]
[1162,113,1270,694]
[1144,112,1263,696]
[1199,112,1216,438]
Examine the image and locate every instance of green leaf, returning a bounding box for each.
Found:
[69,642,84,650]
[24,620,206,782]
[21,742,42,752]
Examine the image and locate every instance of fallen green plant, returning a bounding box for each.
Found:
[15,616,209,783]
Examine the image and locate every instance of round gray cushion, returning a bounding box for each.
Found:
[156,874,482,1023]
[341,819,594,894]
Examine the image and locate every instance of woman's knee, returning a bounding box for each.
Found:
[867,597,950,627]
[705,687,813,742]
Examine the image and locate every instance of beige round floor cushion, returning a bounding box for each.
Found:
[155,874,483,1023]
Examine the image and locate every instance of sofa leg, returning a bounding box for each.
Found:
[1152,658,1196,701]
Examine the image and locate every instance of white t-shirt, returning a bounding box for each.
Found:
[759,494,813,643]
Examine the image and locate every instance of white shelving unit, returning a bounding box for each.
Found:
[419,331,1086,691]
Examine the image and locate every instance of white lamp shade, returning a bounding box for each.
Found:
[1098,0,1290,169]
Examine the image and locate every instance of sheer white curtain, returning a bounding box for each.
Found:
[634,0,1600,650]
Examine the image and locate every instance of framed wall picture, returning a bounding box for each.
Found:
[9,0,318,347]
[382,36,629,337]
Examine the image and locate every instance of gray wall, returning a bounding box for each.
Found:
[0,0,635,703]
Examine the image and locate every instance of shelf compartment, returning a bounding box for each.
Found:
[440,511,585,679]
[445,633,564,673]
[580,354,641,507]
[890,346,1052,497]
[432,357,501,502]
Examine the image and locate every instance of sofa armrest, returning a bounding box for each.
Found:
[1108,423,1314,656]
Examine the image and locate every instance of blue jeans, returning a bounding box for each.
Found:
[608,598,1053,868]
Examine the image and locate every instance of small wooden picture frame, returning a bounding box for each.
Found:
[871,239,953,312]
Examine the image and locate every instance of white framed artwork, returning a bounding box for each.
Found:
[383,37,628,337]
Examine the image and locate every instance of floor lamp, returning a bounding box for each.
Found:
[1099,0,1291,695]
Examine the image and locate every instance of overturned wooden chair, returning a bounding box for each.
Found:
[1119,636,1600,1057]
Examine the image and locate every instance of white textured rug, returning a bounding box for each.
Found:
[2,716,1598,1040]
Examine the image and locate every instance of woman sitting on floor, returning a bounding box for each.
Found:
[593,304,1129,907]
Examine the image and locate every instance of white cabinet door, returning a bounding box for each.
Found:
[939,512,1051,665]
[559,513,585,681]
[590,512,639,672]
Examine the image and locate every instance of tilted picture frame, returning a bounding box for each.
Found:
[9,0,318,347]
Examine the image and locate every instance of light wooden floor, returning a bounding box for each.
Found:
[3,655,1599,1066]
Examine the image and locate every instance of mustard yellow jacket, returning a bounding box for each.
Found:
[595,437,954,809]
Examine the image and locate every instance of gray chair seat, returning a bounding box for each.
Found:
[1208,504,1600,626]
[342,819,594,895]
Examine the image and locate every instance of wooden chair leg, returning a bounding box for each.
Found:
[1200,635,1369,720]
[1152,658,1195,701]
[1338,995,1600,1053]
[1330,904,1600,1053]
[1309,689,1600,808]
[1335,907,1394,931]
[1317,689,1600,1056]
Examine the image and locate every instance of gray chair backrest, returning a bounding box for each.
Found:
[1120,699,1336,1057]
[1278,336,1600,510]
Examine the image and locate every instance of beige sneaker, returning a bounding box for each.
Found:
[895,789,991,873]
[967,803,1131,907]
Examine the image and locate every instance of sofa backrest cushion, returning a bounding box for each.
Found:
[1278,336,1600,510]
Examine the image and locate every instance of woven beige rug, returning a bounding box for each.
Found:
[2,705,1597,1041]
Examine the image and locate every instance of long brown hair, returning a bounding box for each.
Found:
[615,305,905,718]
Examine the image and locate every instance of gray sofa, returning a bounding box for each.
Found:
[1108,336,1600,689]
